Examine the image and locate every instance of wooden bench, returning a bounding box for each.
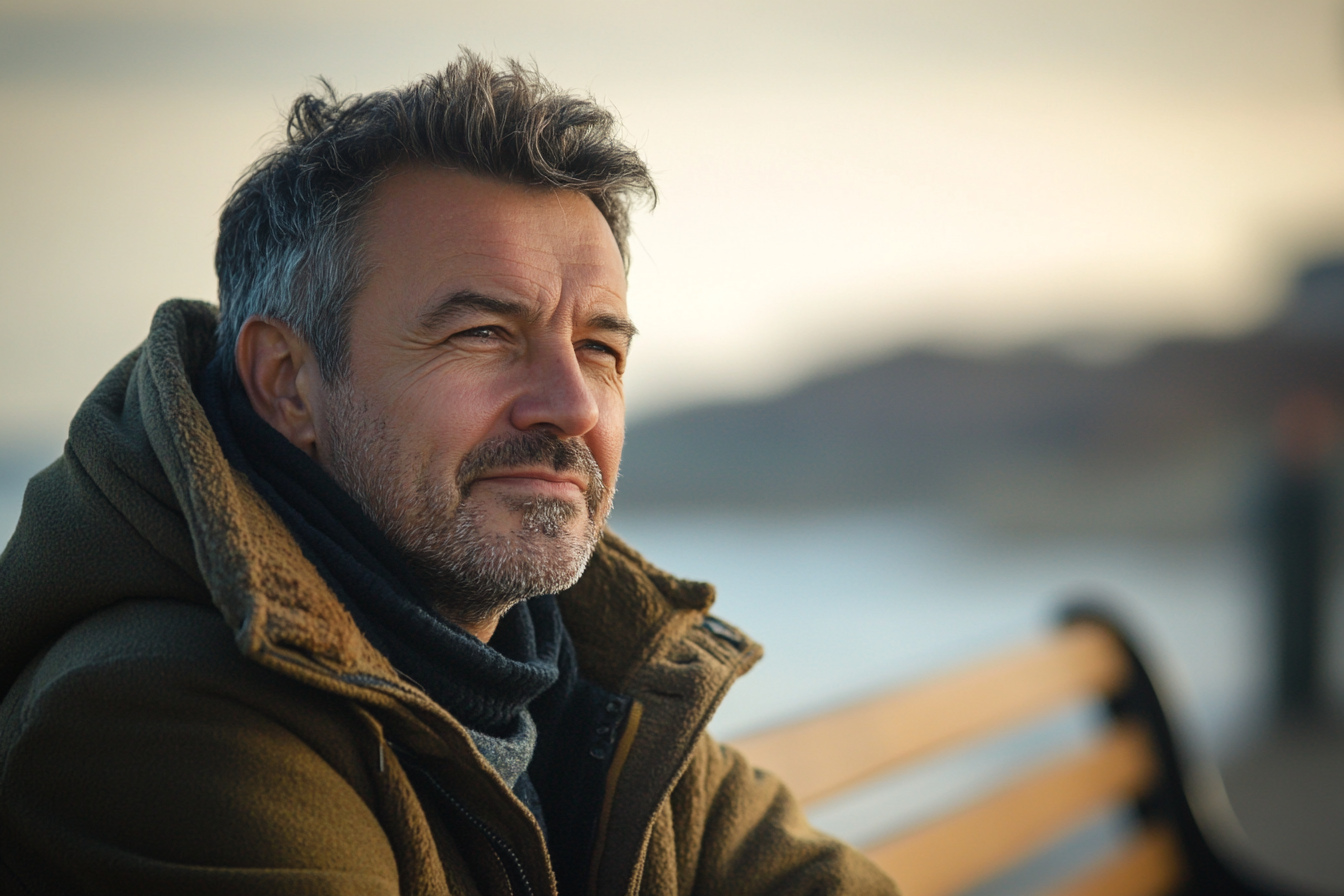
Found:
[730,605,1315,896]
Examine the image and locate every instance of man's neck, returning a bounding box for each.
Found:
[458,616,500,643]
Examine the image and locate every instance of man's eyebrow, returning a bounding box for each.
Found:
[418,290,528,331]
[418,290,637,343]
[588,312,639,343]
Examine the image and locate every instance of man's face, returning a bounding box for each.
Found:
[312,166,632,628]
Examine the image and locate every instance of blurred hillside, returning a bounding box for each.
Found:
[618,257,1344,535]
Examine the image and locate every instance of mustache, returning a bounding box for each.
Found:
[455,431,606,515]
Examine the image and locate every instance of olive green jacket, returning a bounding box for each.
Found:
[0,300,896,896]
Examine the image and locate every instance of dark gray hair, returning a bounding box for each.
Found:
[214,51,656,382]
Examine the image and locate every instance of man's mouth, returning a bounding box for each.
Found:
[455,431,606,515]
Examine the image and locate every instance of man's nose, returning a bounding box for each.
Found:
[509,340,601,437]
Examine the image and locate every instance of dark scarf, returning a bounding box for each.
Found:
[196,356,566,739]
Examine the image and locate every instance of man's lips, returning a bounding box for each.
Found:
[472,470,588,495]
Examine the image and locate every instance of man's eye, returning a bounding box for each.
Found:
[455,325,503,340]
[581,340,619,359]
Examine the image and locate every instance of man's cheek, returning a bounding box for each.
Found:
[601,444,623,493]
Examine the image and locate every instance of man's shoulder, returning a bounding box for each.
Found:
[21,597,235,683]
[0,595,402,892]
[2,599,246,739]
[0,596,344,759]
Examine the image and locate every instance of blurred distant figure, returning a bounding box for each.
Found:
[1265,389,1339,719]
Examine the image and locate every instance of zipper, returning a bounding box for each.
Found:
[393,745,535,896]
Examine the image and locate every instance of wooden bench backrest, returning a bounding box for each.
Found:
[730,621,1183,896]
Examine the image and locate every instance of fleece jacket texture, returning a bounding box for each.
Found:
[0,299,899,896]
[197,353,562,826]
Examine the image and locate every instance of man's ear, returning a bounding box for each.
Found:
[235,316,322,457]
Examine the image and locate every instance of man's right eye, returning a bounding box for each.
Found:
[453,325,503,340]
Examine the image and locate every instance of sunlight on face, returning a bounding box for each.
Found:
[316,167,631,627]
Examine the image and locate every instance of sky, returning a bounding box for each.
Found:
[5,0,1344,438]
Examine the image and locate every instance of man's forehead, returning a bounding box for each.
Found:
[370,166,615,249]
[363,166,627,300]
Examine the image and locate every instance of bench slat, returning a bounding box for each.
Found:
[1040,826,1183,896]
[732,622,1130,805]
[863,725,1156,896]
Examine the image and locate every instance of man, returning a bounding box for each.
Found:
[0,54,896,895]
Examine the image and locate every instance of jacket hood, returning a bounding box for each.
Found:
[0,299,753,714]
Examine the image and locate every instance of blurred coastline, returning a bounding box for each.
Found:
[619,255,1344,540]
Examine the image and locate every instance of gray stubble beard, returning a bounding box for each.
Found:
[321,381,611,629]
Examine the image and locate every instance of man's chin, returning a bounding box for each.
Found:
[472,494,584,539]
[490,523,589,544]
[430,512,599,615]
